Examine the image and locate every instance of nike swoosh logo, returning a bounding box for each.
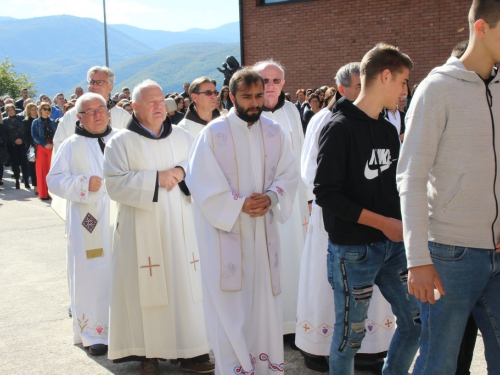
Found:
[364,162,391,180]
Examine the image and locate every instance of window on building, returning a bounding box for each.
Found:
[260,0,311,5]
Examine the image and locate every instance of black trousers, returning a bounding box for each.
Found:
[28,160,37,186]
[8,144,28,181]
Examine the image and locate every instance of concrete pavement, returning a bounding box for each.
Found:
[0,168,487,374]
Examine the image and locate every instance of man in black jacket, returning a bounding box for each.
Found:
[314,43,420,375]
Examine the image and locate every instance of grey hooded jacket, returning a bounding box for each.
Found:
[397,57,500,268]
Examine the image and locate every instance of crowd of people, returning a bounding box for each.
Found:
[1,1,499,374]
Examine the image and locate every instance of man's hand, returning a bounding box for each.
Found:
[89,176,103,192]
[45,144,53,150]
[14,138,22,145]
[380,217,403,242]
[158,167,185,192]
[242,193,271,218]
[408,264,445,304]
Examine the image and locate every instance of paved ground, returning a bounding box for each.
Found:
[0,167,488,374]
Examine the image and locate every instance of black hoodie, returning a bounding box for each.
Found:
[314,97,401,245]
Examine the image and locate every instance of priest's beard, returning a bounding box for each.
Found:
[234,100,263,124]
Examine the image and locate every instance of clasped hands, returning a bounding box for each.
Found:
[242,193,271,218]
[159,167,185,192]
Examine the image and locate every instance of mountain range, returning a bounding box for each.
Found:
[0,15,240,97]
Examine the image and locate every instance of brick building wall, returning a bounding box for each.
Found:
[240,0,471,97]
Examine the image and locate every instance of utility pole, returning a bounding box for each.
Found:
[103,0,109,67]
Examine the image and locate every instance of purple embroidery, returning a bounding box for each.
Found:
[82,213,98,233]
[276,186,284,196]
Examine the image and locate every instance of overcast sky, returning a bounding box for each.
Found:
[6,0,240,31]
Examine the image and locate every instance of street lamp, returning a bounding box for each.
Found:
[103,0,109,67]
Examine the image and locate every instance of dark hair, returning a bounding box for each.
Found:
[189,77,217,96]
[469,0,500,28]
[360,43,413,86]
[229,68,264,96]
[451,40,469,58]
[308,93,320,104]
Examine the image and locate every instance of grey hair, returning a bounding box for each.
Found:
[335,62,361,88]
[86,66,115,86]
[165,97,177,112]
[76,93,106,113]
[253,59,285,79]
[131,79,163,103]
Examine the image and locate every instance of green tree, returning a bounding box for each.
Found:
[0,57,37,100]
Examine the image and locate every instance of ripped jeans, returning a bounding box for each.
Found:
[327,239,420,375]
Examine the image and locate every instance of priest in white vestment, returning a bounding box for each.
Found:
[103,80,214,375]
[51,66,130,221]
[186,68,299,375]
[254,60,310,339]
[297,63,395,373]
[47,93,116,356]
[177,76,220,139]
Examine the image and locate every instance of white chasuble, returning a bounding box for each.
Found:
[103,125,209,360]
[178,117,206,140]
[262,100,310,334]
[47,131,116,347]
[296,107,394,355]
[51,105,131,221]
[186,109,299,375]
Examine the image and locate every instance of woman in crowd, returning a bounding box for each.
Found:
[165,97,185,125]
[175,96,185,113]
[23,103,38,195]
[301,93,321,133]
[315,89,325,108]
[218,85,233,110]
[324,87,337,107]
[122,102,133,115]
[183,97,191,111]
[31,103,57,200]
[3,103,30,189]
[116,100,133,115]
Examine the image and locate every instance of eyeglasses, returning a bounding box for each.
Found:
[263,78,283,85]
[88,80,108,87]
[79,106,107,116]
[195,90,219,97]
[41,107,51,112]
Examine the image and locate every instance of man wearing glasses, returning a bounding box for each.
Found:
[47,93,117,357]
[253,59,310,359]
[53,66,130,154]
[178,77,220,139]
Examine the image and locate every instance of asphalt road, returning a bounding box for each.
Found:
[0,168,487,374]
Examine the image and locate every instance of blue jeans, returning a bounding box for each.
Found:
[327,239,420,375]
[413,242,500,374]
